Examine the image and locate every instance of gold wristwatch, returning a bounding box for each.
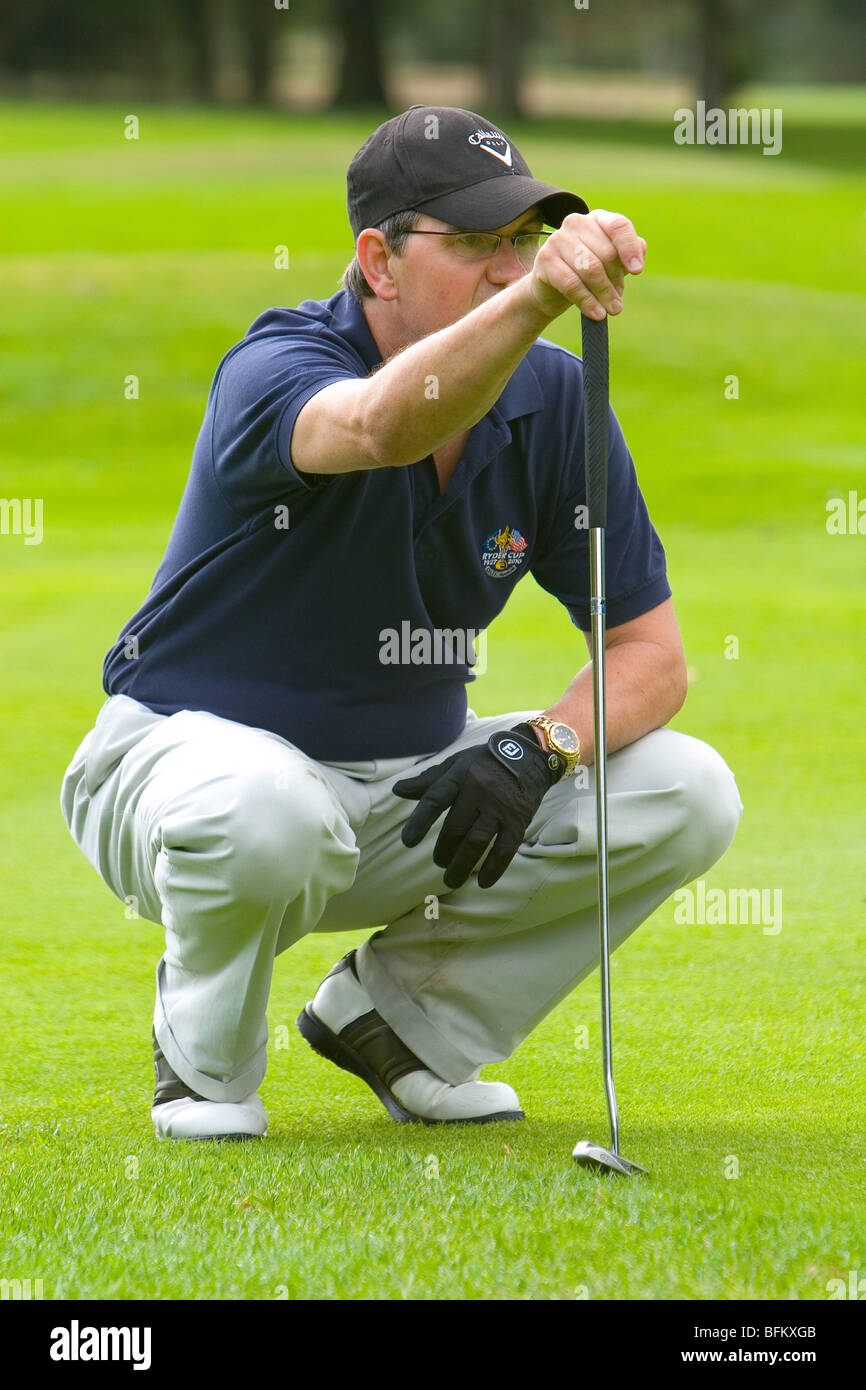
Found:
[527,716,581,779]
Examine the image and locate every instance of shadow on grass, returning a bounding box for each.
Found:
[256,1112,851,1173]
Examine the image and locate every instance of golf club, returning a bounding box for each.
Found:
[572,311,647,1178]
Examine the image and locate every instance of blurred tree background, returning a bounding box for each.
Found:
[0,0,862,114]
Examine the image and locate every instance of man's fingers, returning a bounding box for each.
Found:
[432,794,484,869]
[540,210,646,319]
[393,750,462,801]
[569,240,623,314]
[539,228,620,319]
[392,769,438,800]
[476,829,523,889]
[439,814,499,890]
[569,220,628,298]
[400,775,461,846]
[592,210,646,275]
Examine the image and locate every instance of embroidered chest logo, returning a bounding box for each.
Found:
[482,524,528,579]
[467,128,513,168]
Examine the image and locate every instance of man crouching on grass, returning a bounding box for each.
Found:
[60,106,742,1139]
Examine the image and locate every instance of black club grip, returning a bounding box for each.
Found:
[581,313,609,530]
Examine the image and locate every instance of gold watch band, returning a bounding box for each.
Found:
[528,716,581,776]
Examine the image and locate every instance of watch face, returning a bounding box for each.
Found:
[551,723,579,755]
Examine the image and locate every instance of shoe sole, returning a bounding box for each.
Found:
[296,1004,524,1126]
[154,1130,262,1143]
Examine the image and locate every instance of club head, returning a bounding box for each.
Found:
[572,1139,648,1176]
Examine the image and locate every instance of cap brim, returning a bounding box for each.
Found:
[415,175,588,230]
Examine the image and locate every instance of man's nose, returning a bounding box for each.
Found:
[486,238,527,285]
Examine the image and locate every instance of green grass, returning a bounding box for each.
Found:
[1,97,865,1302]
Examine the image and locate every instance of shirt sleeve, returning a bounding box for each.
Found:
[530,401,671,632]
[210,329,362,515]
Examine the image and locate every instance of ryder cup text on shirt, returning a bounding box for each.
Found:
[49,1320,152,1371]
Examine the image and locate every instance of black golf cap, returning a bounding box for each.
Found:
[347,105,589,239]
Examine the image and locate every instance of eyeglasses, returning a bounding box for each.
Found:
[405,229,551,268]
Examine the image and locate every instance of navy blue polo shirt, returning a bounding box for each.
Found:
[103,289,670,760]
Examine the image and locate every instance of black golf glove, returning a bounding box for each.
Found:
[392,723,564,890]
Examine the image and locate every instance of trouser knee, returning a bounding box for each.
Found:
[160,764,358,916]
[664,734,743,878]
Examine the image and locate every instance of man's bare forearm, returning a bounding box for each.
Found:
[364,278,555,467]
[292,210,646,475]
[532,640,688,767]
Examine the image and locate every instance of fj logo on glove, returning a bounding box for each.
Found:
[497,739,524,761]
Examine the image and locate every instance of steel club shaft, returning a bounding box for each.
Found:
[573,312,646,1176]
[589,525,618,1156]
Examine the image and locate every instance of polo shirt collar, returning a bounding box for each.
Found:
[331,290,383,371]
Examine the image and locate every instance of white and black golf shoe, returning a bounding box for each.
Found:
[151,1030,267,1141]
[297,951,524,1125]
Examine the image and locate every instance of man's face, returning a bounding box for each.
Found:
[385,205,545,344]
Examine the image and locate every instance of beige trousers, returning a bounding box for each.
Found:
[60,693,743,1102]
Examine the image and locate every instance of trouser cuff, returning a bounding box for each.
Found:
[355,939,481,1086]
[153,960,267,1104]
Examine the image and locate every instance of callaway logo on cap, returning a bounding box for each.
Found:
[468,128,514,166]
[347,105,588,238]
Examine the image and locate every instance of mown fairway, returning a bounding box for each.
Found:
[1,97,864,1300]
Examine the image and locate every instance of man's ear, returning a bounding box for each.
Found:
[356,228,399,302]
